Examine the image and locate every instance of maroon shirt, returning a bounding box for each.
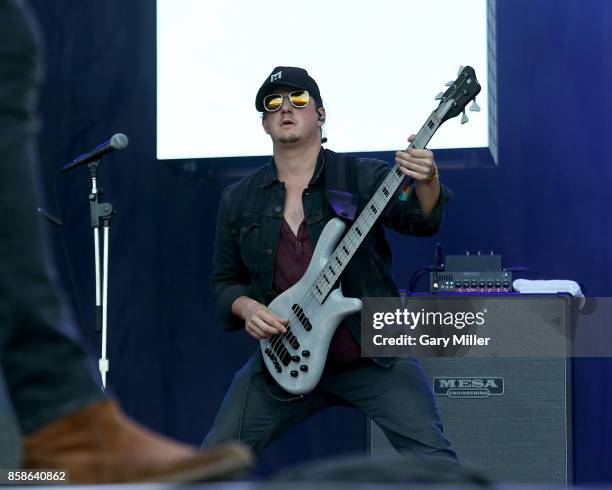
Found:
[273,218,361,363]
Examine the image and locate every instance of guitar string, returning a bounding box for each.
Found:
[268,123,436,359]
[266,117,440,360]
[266,117,439,359]
[267,95,461,366]
[266,79,477,376]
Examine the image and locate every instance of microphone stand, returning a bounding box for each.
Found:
[87,160,115,389]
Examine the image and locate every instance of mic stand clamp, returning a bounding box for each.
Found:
[88,160,115,389]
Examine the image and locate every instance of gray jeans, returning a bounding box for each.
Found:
[0,0,104,434]
[203,353,456,460]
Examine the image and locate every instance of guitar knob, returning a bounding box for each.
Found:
[290,370,298,378]
[291,356,300,362]
[300,365,308,372]
[461,110,469,124]
[302,350,310,357]
[469,99,481,112]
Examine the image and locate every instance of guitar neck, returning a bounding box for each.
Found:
[310,109,446,303]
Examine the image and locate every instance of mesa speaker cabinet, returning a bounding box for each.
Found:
[367,295,573,484]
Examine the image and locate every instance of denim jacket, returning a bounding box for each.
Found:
[211,147,452,367]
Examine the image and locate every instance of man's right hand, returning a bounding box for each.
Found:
[232,297,287,340]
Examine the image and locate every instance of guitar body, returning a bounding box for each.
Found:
[260,218,362,394]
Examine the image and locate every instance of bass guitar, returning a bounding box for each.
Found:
[260,66,482,394]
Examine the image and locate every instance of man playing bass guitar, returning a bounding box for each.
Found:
[203,66,457,461]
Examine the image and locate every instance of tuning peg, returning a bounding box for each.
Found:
[434,92,444,100]
[445,81,454,87]
[469,99,481,112]
[457,65,465,76]
[461,110,468,124]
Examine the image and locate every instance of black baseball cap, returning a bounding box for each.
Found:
[255,66,322,112]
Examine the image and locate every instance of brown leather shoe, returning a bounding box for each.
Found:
[22,399,253,483]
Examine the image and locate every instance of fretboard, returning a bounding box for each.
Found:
[311,104,450,303]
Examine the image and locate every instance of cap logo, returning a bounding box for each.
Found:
[270,71,282,82]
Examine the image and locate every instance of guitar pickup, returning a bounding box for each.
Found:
[292,304,312,332]
[272,340,291,366]
[285,328,300,349]
[297,315,312,332]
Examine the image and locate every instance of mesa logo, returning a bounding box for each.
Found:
[433,377,504,398]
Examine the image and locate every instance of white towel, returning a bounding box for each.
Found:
[512,279,585,308]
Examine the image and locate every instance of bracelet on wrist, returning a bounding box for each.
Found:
[425,163,439,184]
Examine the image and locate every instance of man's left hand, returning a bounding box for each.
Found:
[395,134,436,182]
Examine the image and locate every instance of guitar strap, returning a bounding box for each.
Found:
[324,149,360,221]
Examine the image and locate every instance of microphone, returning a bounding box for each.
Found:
[60,133,128,173]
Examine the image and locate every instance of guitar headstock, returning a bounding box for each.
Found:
[434,66,481,124]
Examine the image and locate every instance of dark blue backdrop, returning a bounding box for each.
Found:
[28,0,612,482]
